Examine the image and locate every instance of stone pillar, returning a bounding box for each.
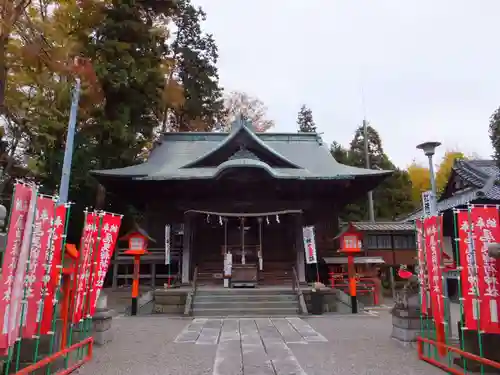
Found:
[295,214,306,283]
[92,292,113,346]
[181,214,192,285]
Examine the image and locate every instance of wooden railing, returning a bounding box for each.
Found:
[184,266,198,316]
[292,267,308,315]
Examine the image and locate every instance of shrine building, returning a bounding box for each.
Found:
[91,119,392,288]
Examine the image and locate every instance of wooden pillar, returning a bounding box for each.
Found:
[181,214,192,285]
[151,263,156,288]
[295,214,306,283]
[95,183,106,210]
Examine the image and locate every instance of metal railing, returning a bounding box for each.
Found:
[292,267,308,315]
[184,266,198,316]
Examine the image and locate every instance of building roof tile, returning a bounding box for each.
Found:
[91,120,392,182]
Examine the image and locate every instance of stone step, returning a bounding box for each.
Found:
[195,294,297,303]
[192,307,299,317]
[196,289,296,296]
[193,300,297,309]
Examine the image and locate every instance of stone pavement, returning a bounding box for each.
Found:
[75,311,445,375]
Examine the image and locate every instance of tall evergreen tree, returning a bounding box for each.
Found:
[170,0,225,131]
[297,104,316,133]
[80,0,168,172]
[489,106,500,165]
[336,124,416,221]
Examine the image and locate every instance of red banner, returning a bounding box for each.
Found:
[416,219,428,314]
[456,210,480,330]
[72,212,100,324]
[0,184,33,351]
[40,204,68,335]
[470,207,500,333]
[423,215,444,325]
[21,196,57,338]
[88,213,122,316]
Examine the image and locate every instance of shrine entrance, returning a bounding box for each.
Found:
[191,211,300,286]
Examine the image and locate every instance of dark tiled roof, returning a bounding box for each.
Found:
[402,159,500,221]
[351,221,415,232]
[91,119,392,182]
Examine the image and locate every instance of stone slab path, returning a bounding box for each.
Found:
[75,312,446,375]
[174,317,327,375]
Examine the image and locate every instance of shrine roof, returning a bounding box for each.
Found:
[401,159,500,221]
[91,120,392,182]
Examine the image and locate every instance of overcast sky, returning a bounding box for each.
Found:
[193,0,499,168]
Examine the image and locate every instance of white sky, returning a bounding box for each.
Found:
[193,0,500,168]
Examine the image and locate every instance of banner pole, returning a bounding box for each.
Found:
[452,209,468,372]
[467,205,484,375]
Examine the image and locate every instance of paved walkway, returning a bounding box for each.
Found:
[75,310,444,375]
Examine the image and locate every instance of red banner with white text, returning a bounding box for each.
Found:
[423,215,444,325]
[457,210,480,330]
[21,196,57,339]
[416,219,428,315]
[40,204,68,335]
[0,184,33,352]
[88,213,122,316]
[471,207,500,333]
[72,212,100,324]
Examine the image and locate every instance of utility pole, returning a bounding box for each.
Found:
[58,76,81,204]
[363,119,375,222]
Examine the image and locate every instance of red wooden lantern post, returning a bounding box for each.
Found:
[339,224,363,314]
[121,229,152,316]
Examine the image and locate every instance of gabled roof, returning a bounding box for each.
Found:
[91,119,392,182]
[401,159,500,221]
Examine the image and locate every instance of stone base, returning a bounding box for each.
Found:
[391,325,420,343]
[92,309,113,346]
[154,289,187,315]
[391,307,421,344]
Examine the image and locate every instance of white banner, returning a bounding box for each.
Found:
[224,252,232,277]
[165,224,171,265]
[302,226,317,264]
[422,190,434,217]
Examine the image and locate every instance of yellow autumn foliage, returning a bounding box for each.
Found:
[407,151,466,206]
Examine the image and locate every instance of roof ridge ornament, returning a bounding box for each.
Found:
[230,114,256,133]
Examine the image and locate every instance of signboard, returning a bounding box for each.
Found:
[302,226,317,264]
[422,190,434,217]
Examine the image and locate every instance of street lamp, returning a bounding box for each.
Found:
[417,141,450,339]
[416,141,441,212]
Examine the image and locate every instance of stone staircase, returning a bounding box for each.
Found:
[192,288,300,317]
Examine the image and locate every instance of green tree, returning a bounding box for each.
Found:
[330,141,349,164]
[337,124,416,221]
[169,0,225,131]
[297,104,316,133]
[489,106,500,165]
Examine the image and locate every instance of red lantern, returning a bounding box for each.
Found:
[339,223,363,254]
[120,228,155,315]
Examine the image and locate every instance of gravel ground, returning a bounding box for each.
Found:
[75,311,445,375]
